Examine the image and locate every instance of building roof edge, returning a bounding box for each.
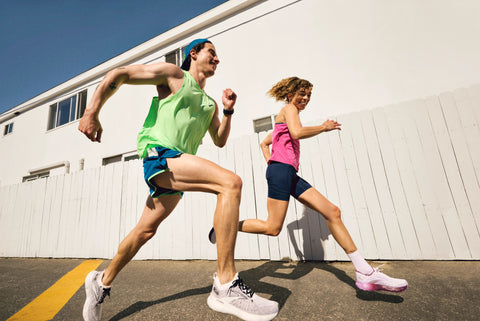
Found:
[0,0,264,123]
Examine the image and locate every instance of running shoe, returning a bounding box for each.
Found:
[208,227,216,244]
[83,270,111,321]
[355,266,408,292]
[207,273,279,321]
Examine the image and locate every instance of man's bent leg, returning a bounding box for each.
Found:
[83,194,180,321]
[102,194,181,286]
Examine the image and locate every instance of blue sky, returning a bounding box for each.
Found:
[0,0,228,115]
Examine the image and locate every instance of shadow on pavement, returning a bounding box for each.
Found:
[109,285,212,320]
[109,259,402,320]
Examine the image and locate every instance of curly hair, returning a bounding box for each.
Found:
[267,77,313,102]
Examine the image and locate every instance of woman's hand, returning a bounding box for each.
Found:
[322,119,342,132]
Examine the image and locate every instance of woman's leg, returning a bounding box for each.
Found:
[239,198,289,236]
[297,187,357,254]
[238,161,293,236]
[298,187,407,292]
[297,187,374,274]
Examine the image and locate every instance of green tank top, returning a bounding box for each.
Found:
[136,70,216,158]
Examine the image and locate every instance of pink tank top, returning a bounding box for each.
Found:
[269,123,300,171]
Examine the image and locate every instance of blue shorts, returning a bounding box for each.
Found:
[143,146,184,198]
[266,161,312,201]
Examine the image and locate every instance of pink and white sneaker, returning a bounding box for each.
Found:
[355,267,408,292]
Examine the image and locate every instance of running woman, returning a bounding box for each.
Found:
[79,39,278,321]
[209,77,408,293]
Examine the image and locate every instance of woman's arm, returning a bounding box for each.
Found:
[260,132,273,162]
[284,104,341,140]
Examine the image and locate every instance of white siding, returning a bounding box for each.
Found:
[1,85,479,260]
[3,0,480,187]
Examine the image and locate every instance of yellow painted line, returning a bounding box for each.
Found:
[7,259,103,321]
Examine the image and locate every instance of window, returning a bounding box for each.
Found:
[124,154,139,162]
[77,89,88,120]
[102,154,122,166]
[3,122,13,136]
[23,172,49,182]
[165,48,183,66]
[102,151,139,166]
[253,115,277,133]
[48,89,87,130]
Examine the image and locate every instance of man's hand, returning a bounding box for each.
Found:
[78,110,103,142]
[222,88,237,111]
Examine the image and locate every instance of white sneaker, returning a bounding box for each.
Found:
[83,271,111,321]
[356,267,408,292]
[207,273,279,321]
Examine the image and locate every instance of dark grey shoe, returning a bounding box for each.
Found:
[208,227,216,244]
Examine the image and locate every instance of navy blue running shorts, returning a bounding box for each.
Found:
[143,146,184,198]
[266,161,312,201]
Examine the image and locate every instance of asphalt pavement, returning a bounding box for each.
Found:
[1,258,479,320]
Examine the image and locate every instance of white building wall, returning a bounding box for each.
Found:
[207,0,480,133]
[1,84,479,260]
[1,0,480,260]
[1,0,480,194]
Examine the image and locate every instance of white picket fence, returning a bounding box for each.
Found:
[1,85,480,261]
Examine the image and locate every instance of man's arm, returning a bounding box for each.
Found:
[208,88,237,147]
[78,63,183,142]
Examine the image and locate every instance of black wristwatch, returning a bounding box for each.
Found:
[223,108,234,116]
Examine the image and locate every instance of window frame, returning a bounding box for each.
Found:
[3,122,14,136]
[102,151,139,166]
[102,154,123,166]
[22,171,49,182]
[47,89,87,130]
[253,115,277,133]
[165,48,183,66]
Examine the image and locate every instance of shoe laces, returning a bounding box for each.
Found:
[360,264,385,276]
[230,278,254,298]
[374,264,385,272]
[98,287,111,305]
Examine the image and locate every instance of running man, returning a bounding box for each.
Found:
[209,77,408,293]
[79,39,278,321]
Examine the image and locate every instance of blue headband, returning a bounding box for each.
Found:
[183,38,210,61]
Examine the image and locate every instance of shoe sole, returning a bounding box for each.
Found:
[207,292,278,321]
[356,281,408,292]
